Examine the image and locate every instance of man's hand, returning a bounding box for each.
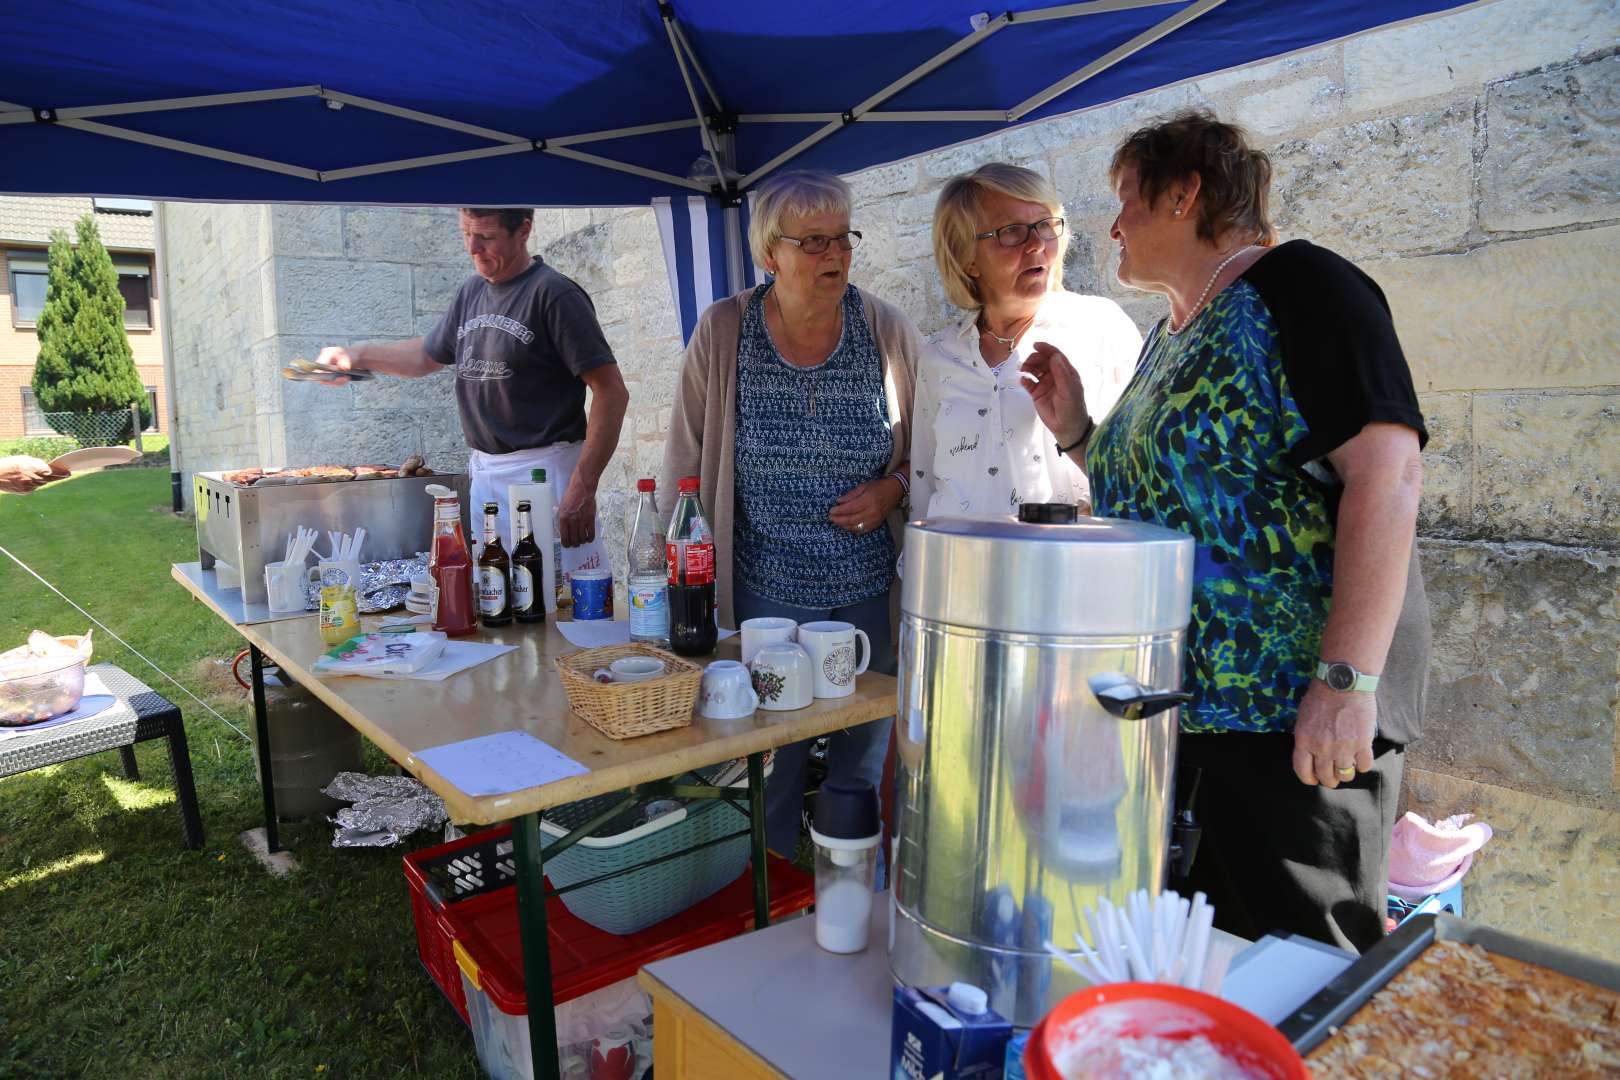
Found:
[1292,681,1377,788]
[1020,341,1093,450]
[0,455,68,494]
[557,475,598,548]
[828,476,902,535]
[313,346,361,386]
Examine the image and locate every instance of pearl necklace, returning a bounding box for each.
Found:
[1167,245,1258,336]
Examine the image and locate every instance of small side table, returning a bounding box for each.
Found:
[0,663,203,849]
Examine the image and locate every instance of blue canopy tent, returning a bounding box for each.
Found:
[0,4,1481,1077]
[2,0,1477,339]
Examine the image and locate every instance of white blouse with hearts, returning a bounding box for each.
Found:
[909,290,1142,520]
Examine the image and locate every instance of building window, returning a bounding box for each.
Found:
[8,254,47,326]
[93,198,154,215]
[119,272,152,328]
[21,388,51,436]
[144,385,160,431]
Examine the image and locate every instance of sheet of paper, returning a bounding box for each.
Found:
[413,730,589,797]
[557,620,737,650]
[323,640,515,681]
[1221,934,1355,1025]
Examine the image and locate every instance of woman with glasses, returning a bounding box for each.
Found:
[661,169,920,864]
[909,163,1141,522]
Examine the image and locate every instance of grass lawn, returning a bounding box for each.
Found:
[1,468,481,1078]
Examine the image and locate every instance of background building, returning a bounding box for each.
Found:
[161,0,1619,958]
[0,196,167,439]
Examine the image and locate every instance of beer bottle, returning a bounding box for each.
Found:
[510,500,545,624]
[477,501,513,627]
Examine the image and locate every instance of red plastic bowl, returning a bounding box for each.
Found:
[1025,983,1308,1080]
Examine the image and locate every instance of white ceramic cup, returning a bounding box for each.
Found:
[740,616,797,665]
[699,660,759,719]
[609,656,665,683]
[749,642,815,711]
[263,559,308,612]
[307,558,363,591]
[797,620,872,699]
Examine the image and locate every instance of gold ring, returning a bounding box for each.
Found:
[1336,766,1356,779]
[856,522,864,531]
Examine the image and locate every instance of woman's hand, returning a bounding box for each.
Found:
[1292,681,1377,788]
[1021,341,1093,450]
[829,476,902,535]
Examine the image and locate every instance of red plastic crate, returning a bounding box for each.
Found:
[403,824,814,1024]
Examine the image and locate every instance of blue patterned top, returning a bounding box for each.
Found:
[734,283,896,608]
[1087,281,1332,735]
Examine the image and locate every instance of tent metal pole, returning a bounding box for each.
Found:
[661,10,729,188]
[542,145,711,192]
[3,85,321,124]
[738,110,1007,123]
[320,142,531,182]
[667,17,724,113]
[549,118,699,146]
[739,10,1012,187]
[57,119,320,180]
[320,90,527,143]
[1008,0,1228,121]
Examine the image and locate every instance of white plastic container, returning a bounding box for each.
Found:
[506,469,561,615]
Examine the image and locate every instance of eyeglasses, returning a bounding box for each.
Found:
[779,231,862,254]
[975,216,1066,248]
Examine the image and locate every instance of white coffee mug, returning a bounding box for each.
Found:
[609,656,665,683]
[699,660,759,719]
[740,616,797,665]
[263,559,308,613]
[308,559,363,592]
[749,642,814,712]
[797,620,871,699]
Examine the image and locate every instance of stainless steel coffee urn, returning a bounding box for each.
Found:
[890,514,1194,1026]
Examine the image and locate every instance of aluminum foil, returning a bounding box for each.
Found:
[323,770,447,848]
[303,554,429,614]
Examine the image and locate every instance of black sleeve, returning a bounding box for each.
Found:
[542,280,617,377]
[422,282,464,365]
[1242,240,1427,467]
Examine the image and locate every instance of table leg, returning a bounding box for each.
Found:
[166,711,205,850]
[747,751,770,929]
[248,645,281,854]
[513,813,561,1080]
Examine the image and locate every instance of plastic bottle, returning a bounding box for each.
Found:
[627,478,669,645]
[426,484,477,638]
[665,476,717,656]
[506,468,565,614]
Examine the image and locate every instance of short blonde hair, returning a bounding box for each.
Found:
[748,170,853,269]
[933,163,1067,310]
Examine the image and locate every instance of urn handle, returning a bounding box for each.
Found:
[1087,672,1192,720]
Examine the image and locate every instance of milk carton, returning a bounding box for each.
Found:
[891,982,1012,1080]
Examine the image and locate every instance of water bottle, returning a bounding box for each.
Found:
[626,478,668,645]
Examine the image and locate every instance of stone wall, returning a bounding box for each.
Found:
[163,0,1618,956]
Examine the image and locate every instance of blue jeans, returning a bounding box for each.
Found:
[732,578,895,861]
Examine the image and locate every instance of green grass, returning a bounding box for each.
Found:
[1,469,480,1078]
[0,432,169,460]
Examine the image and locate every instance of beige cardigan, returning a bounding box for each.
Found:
[659,286,922,628]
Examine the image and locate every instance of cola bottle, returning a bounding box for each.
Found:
[665,476,717,657]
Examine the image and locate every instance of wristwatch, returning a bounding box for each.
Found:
[1315,660,1380,693]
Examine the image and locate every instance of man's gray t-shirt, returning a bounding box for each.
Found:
[423,257,616,454]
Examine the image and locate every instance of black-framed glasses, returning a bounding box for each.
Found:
[975,216,1065,248]
[779,231,862,254]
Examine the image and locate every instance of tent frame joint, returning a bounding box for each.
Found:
[33,107,57,124]
[532,138,547,151]
[840,109,856,127]
[658,0,675,19]
[705,109,738,136]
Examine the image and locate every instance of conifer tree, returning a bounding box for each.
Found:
[30,214,150,443]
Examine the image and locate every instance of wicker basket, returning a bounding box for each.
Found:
[553,643,702,739]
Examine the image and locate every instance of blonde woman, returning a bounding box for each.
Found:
[661,170,920,861]
[910,163,1140,519]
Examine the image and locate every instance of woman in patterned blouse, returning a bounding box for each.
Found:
[660,170,921,862]
[911,163,1140,520]
[1022,111,1431,952]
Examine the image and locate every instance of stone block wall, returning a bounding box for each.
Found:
[162,0,1617,955]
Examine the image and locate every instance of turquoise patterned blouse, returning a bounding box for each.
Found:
[1086,281,1336,734]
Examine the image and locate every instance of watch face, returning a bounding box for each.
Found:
[1325,663,1356,692]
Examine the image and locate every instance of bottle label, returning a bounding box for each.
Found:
[478,567,506,615]
[628,577,669,638]
[667,541,716,585]
[511,566,534,611]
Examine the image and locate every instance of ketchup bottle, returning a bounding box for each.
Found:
[426,484,477,637]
